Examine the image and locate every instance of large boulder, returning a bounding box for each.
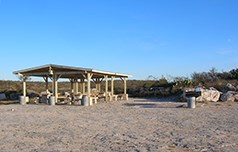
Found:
[235,94,238,101]
[196,88,221,102]
[221,91,238,102]
[225,83,237,91]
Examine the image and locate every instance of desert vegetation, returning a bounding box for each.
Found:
[126,67,238,98]
[0,68,238,100]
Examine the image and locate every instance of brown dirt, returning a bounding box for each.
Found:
[0,99,238,152]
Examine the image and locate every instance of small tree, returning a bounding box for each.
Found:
[191,68,219,84]
[230,68,238,80]
[147,75,158,80]
[208,67,218,82]
[217,71,232,80]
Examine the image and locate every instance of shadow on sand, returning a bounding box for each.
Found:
[0,100,19,105]
[124,98,186,108]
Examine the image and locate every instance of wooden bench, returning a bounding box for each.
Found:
[90,96,98,105]
[117,94,123,100]
[109,95,118,101]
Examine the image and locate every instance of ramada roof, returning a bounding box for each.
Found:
[13,64,130,79]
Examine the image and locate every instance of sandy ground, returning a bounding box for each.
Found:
[0,98,238,152]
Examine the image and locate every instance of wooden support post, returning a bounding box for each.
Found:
[79,79,82,93]
[52,80,55,95]
[70,79,74,93]
[123,77,128,100]
[98,83,101,92]
[52,74,57,97]
[95,78,101,92]
[123,77,127,95]
[104,75,108,101]
[95,78,98,90]
[23,77,26,97]
[111,76,114,95]
[98,78,104,93]
[87,73,93,105]
[87,73,91,97]
[52,77,55,96]
[55,80,58,98]
[19,75,29,104]
[82,82,85,94]
[46,79,49,92]
[52,74,59,101]
[80,79,85,94]
[75,79,78,94]
[120,77,128,100]
[43,76,49,92]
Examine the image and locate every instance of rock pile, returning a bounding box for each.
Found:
[221,91,238,102]
[184,83,238,103]
[220,83,238,102]
[196,87,221,102]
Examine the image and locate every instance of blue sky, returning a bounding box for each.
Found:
[0,0,237,80]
